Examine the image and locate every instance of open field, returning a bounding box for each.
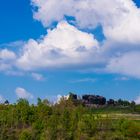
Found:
[94,113,140,120]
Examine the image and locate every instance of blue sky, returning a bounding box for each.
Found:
[0,0,140,104]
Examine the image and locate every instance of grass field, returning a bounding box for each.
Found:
[94,113,140,120]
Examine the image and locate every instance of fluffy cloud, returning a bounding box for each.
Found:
[0,41,25,48]
[32,0,140,43]
[106,51,140,78]
[0,49,16,60]
[17,21,99,70]
[28,0,140,78]
[15,87,34,99]
[0,49,16,71]
[1,0,140,79]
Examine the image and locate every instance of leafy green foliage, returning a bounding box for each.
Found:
[0,97,139,140]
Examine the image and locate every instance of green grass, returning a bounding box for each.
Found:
[90,105,136,114]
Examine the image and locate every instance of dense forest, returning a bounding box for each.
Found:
[0,93,140,140]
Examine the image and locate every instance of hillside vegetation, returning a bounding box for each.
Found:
[0,94,140,140]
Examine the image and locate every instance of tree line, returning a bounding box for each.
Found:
[0,93,140,140]
[69,93,136,107]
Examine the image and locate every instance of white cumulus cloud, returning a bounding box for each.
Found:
[106,51,140,78]
[32,0,140,44]
[16,21,99,70]
[1,0,140,80]
[0,49,16,71]
[0,49,16,60]
[15,87,34,99]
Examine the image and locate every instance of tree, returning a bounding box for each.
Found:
[4,100,9,105]
[69,92,77,100]
[107,99,115,105]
